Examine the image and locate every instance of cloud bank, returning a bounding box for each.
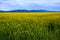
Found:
[0,0,60,11]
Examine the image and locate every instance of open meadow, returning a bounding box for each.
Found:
[0,12,60,40]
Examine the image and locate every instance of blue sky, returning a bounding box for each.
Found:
[0,0,60,11]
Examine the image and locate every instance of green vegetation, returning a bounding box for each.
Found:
[0,12,60,40]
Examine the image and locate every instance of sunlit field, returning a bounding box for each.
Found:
[0,12,60,40]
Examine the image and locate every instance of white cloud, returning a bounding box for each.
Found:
[0,0,60,11]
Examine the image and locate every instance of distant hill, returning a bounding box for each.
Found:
[0,10,49,12]
[7,10,48,12]
[0,9,60,12]
[0,10,4,12]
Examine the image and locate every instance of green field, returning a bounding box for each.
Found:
[0,12,60,40]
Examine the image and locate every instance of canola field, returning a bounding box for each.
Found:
[0,12,60,40]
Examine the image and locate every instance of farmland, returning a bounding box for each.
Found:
[0,12,60,40]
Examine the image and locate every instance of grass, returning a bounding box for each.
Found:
[0,12,60,40]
